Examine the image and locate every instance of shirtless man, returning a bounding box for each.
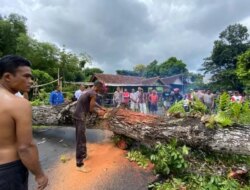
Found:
[0,55,48,190]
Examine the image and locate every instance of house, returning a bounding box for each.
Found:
[90,73,185,92]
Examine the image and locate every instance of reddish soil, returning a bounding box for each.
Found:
[46,143,139,190]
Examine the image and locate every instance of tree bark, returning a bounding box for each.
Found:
[32,103,250,155]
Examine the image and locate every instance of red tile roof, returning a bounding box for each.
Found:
[92,73,143,85]
[91,73,183,86]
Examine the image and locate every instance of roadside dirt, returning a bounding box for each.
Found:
[45,143,155,190]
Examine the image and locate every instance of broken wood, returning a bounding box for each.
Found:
[32,103,250,156]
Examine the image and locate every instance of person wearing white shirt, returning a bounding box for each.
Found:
[130,88,138,111]
[74,84,85,100]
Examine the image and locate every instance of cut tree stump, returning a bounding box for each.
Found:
[32,103,250,155]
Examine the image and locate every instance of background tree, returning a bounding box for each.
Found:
[32,69,54,92]
[202,24,250,90]
[186,72,206,91]
[236,49,250,93]
[0,13,27,56]
[144,60,159,78]
[116,70,139,76]
[0,13,91,84]
[83,67,103,81]
[158,57,188,77]
[16,35,60,78]
[133,64,146,77]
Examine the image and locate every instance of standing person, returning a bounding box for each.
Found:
[193,89,204,102]
[162,87,171,110]
[149,90,159,114]
[130,88,138,111]
[122,88,130,108]
[203,89,215,112]
[147,89,153,112]
[74,84,86,100]
[113,87,122,107]
[49,85,64,105]
[138,87,147,114]
[172,88,183,103]
[0,55,48,190]
[73,81,105,172]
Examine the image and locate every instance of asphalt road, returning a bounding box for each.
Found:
[29,127,155,190]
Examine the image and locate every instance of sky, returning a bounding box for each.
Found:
[1,0,250,74]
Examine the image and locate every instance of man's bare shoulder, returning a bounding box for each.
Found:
[12,96,31,110]
[0,92,31,113]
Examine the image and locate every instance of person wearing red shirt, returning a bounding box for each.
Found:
[149,90,158,114]
[122,88,130,108]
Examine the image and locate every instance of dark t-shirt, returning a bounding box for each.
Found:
[172,93,183,103]
[162,91,171,101]
[73,89,96,120]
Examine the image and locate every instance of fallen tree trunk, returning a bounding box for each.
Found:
[32,104,250,155]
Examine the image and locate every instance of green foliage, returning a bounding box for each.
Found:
[126,150,149,168]
[205,97,250,128]
[202,23,250,90]
[158,57,188,78]
[150,140,189,176]
[218,92,231,111]
[31,89,50,106]
[133,64,146,77]
[150,174,250,190]
[217,93,250,125]
[144,60,159,78]
[214,111,233,127]
[116,69,140,76]
[236,49,250,93]
[32,69,54,92]
[83,67,103,81]
[190,149,250,167]
[187,72,206,90]
[168,101,186,115]
[31,99,44,106]
[168,99,207,117]
[149,178,185,190]
[0,13,27,56]
[64,91,73,100]
[1,13,91,84]
[191,99,207,114]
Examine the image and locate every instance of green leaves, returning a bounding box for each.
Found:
[214,112,233,127]
[126,150,149,169]
[150,141,189,176]
[151,175,246,190]
[168,101,186,115]
[236,49,250,92]
[202,23,249,90]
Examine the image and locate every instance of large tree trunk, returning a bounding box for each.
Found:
[32,103,250,155]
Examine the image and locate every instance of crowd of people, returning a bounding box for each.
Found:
[112,87,247,114]
[112,86,184,114]
[183,89,246,113]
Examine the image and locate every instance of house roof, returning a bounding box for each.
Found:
[161,74,183,85]
[91,73,144,86]
[91,73,184,86]
[141,77,165,85]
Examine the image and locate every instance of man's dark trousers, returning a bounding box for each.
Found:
[74,117,87,167]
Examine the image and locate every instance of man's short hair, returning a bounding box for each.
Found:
[0,55,31,78]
